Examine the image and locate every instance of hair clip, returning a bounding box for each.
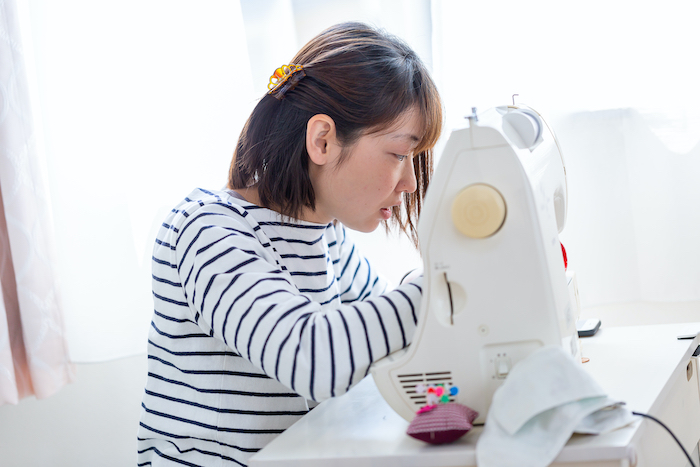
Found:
[267,64,305,100]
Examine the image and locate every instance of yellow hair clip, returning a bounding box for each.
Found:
[267,64,305,99]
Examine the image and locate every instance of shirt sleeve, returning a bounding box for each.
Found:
[334,225,389,303]
[175,203,423,402]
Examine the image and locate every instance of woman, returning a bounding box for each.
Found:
[137,21,442,466]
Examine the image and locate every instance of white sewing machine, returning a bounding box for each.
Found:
[371,105,581,424]
[251,106,700,467]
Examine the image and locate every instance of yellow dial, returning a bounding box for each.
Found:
[451,184,506,238]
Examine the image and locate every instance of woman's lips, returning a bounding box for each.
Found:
[380,207,392,220]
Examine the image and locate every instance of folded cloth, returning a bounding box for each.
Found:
[476,346,634,467]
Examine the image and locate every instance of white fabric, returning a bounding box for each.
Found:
[476,346,634,467]
[17,0,255,362]
[12,0,699,362]
[14,0,432,363]
[434,0,700,309]
[0,0,74,405]
[555,110,700,305]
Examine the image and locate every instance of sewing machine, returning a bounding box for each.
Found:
[250,107,700,466]
[370,105,581,423]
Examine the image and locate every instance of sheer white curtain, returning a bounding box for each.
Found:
[20,0,255,362]
[433,0,700,308]
[20,0,431,363]
[0,0,74,405]
[18,0,698,365]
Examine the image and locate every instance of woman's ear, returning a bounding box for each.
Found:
[306,114,338,166]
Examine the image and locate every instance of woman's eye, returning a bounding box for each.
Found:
[395,154,407,162]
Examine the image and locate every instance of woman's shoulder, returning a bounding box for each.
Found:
[175,187,260,214]
[165,188,259,233]
[171,189,353,248]
[171,188,332,237]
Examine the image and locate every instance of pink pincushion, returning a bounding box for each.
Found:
[406,403,479,444]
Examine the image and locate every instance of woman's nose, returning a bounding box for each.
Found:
[399,158,418,193]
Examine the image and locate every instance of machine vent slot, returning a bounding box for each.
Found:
[397,371,456,406]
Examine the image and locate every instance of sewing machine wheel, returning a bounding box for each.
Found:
[451,184,506,238]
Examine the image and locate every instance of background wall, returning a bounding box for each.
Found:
[0,355,147,466]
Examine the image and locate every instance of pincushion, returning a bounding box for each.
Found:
[406,403,479,444]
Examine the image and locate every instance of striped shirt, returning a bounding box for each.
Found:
[137,188,422,466]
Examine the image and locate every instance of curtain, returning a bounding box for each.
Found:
[11,0,698,367]
[21,0,254,362]
[0,0,74,405]
[433,0,700,308]
[17,0,429,363]
[554,110,700,305]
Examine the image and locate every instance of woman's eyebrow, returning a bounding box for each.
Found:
[391,133,420,144]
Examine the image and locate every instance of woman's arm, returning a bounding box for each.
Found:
[175,202,422,402]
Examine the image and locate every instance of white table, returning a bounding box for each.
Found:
[250,323,700,467]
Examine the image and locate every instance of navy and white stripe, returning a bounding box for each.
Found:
[137,188,423,467]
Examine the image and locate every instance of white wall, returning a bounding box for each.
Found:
[0,354,147,467]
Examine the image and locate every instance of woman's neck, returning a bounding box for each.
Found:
[229,187,332,225]
[230,187,261,205]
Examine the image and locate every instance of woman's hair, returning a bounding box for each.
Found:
[228,22,442,245]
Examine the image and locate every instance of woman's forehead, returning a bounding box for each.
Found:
[374,109,424,144]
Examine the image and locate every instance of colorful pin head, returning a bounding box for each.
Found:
[415,383,460,414]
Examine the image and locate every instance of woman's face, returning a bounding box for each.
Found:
[307,110,423,232]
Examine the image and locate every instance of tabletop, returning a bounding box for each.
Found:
[250,322,700,467]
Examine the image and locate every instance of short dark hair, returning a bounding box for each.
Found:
[228,22,442,245]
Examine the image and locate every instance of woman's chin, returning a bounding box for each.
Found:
[341,218,381,233]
